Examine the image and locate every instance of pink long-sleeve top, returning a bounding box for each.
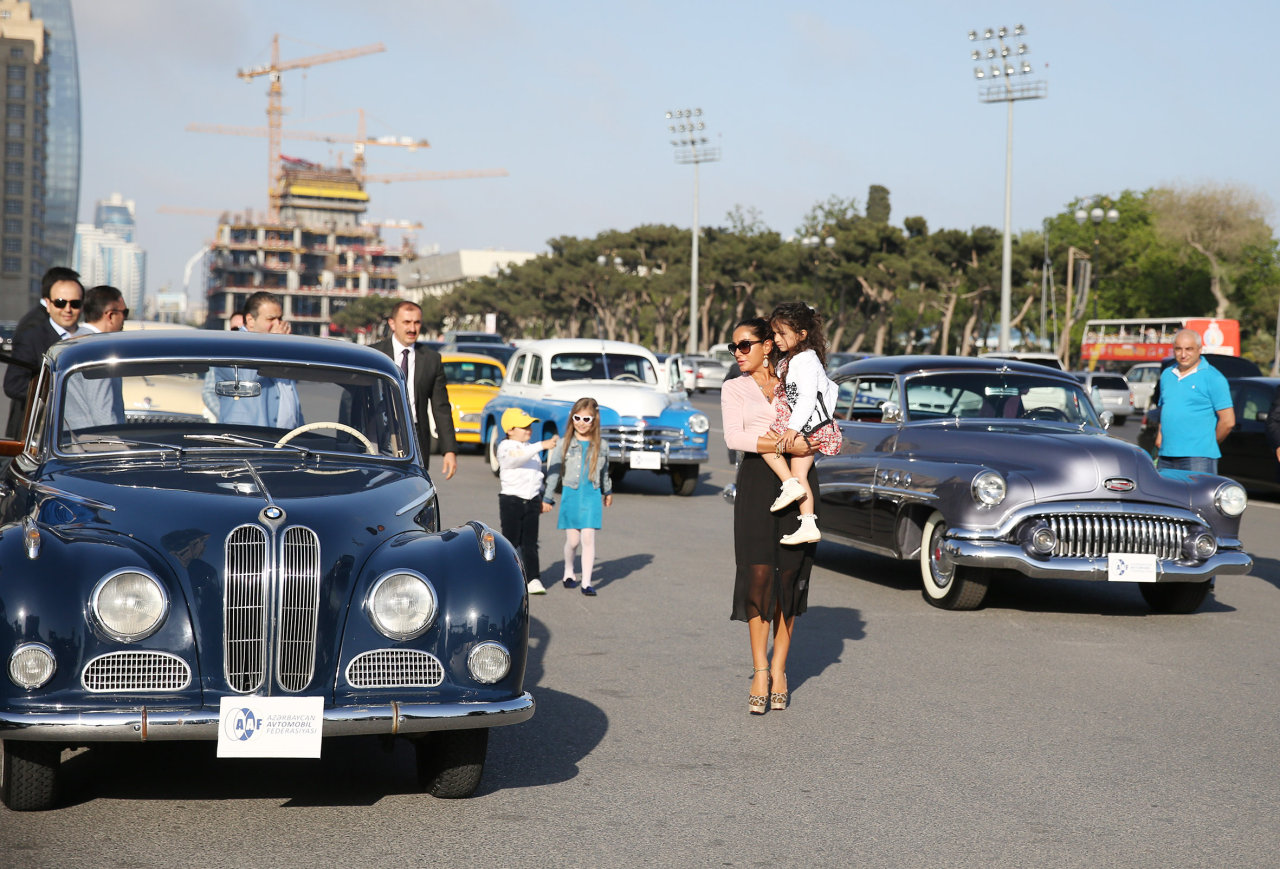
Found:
[721,375,775,453]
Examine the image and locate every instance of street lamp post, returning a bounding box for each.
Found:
[666,108,721,355]
[1074,202,1119,322]
[966,25,1047,352]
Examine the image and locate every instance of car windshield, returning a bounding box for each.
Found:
[443,359,504,385]
[549,352,657,384]
[56,359,412,458]
[904,372,1100,425]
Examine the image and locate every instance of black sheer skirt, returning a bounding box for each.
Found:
[730,453,819,623]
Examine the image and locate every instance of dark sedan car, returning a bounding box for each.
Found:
[816,356,1252,613]
[0,331,532,810]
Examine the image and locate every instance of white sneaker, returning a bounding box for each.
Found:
[527,578,547,595]
[770,477,806,513]
[780,516,822,546]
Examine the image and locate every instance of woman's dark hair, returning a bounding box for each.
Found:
[769,302,828,366]
[735,317,778,368]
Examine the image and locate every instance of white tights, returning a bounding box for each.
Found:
[563,528,596,588]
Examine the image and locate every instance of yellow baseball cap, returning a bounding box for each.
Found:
[501,408,538,431]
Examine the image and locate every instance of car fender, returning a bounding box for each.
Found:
[0,525,199,707]
[336,522,529,702]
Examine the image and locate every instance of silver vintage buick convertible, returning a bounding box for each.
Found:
[816,356,1252,612]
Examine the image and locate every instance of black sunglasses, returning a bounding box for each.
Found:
[727,339,764,354]
[50,298,83,309]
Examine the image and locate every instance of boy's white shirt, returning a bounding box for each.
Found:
[497,438,545,500]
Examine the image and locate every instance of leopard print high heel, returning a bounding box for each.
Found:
[749,667,770,715]
[770,672,789,711]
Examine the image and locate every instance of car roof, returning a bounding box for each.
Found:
[1157,354,1263,378]
[47,330,400,378]
[514,337,658,358]
[834,354,1082,383]
[441,351,507,369]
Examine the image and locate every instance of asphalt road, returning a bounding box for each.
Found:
[2,393,1279,867]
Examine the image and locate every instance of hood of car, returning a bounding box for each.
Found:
[542,381,673,417]
[39,459,433,553]
[447,383,500,413]
[897,421,1189,505]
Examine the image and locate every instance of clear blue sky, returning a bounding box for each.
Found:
[72,0,1280,304]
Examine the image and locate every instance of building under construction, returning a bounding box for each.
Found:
[202,157,408,336]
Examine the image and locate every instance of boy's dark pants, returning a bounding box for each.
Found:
[499,493,542,581]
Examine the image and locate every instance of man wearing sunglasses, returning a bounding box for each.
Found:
[4,267,83,438]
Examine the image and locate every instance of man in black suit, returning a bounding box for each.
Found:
[373,300,457,479]
[4,267,84,438]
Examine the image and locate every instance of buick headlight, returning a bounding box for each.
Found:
[91,570,168,642]
[1215,482,1247,517]
[368,571,437,640]
[688,413,710,434]
[468,642,511,684]
[971,471,1006,506]
[9,643,55,689]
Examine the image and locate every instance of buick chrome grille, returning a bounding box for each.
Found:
[346,649,444,688]
[1042,514,1190,560]
[224,523,322,694]
[83,651,191,692]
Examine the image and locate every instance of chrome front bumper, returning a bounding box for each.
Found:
[605,447,708,466]
[943,538,1253,581]
[0,693,534,742]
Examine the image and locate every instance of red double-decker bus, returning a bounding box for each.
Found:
[1079,317,1240,367]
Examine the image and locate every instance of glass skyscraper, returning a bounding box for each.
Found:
[28,0,76,268]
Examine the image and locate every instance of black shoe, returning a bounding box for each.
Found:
[580,584,597,596]
[562,577,578,589]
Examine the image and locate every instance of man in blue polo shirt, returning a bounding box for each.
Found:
[1156,329,1235,473]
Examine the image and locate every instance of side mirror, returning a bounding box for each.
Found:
[1098,410,1114,430]
[880,401,902,424]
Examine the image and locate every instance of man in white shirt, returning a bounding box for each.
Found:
[62,285,128,431]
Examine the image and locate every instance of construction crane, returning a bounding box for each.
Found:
[235,35,385,221]
[187,109,430,183]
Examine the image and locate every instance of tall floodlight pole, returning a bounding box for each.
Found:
[666,108,721,354]
[967,25,1047,352]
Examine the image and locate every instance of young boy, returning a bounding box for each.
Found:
[497,408,558,594]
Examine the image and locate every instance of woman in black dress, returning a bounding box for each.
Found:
[720,317,821,714]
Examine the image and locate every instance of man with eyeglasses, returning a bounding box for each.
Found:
[4,267,84,438]
[62,285,128,431]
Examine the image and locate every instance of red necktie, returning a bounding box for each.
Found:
[400,348,410,379]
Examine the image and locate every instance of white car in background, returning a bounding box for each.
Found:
[1125,361,1162,410]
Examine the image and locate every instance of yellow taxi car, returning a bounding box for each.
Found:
[431,351,507,451]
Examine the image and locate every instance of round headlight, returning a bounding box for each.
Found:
[1215,482,1247,517]
[1193,532,1217,559]
[9,643,55,689]
[1030,524,1057,555]
[368,571,437,640]
[467,642,511,684]
[91,570,168,642]
[971,470,1006,506]
[688,413,710,435]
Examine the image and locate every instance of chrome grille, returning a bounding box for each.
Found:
[602,425,684,452]
[83,651,191,692]
[1044,514,1189,560]
[224,524,268,692]
[277,526,321,691]
[223,523,323,694]
[346,649,445,688]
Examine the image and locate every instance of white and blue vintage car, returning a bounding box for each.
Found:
[480,339,710,495]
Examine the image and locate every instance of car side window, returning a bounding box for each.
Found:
[1235,383,1270,424]
[833,380,855,419]
[849,377,897,423]
[509,353,527,384]
[527,355,543,385]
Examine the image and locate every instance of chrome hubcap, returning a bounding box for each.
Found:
[930,528,954,588]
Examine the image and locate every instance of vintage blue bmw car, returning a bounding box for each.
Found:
[0,331,532,811]
[816,356,1253,613]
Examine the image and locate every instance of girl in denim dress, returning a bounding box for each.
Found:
[543,397,613,596]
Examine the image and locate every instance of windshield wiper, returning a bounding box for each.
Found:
[184,433,308,455]
[66,436,183,455]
